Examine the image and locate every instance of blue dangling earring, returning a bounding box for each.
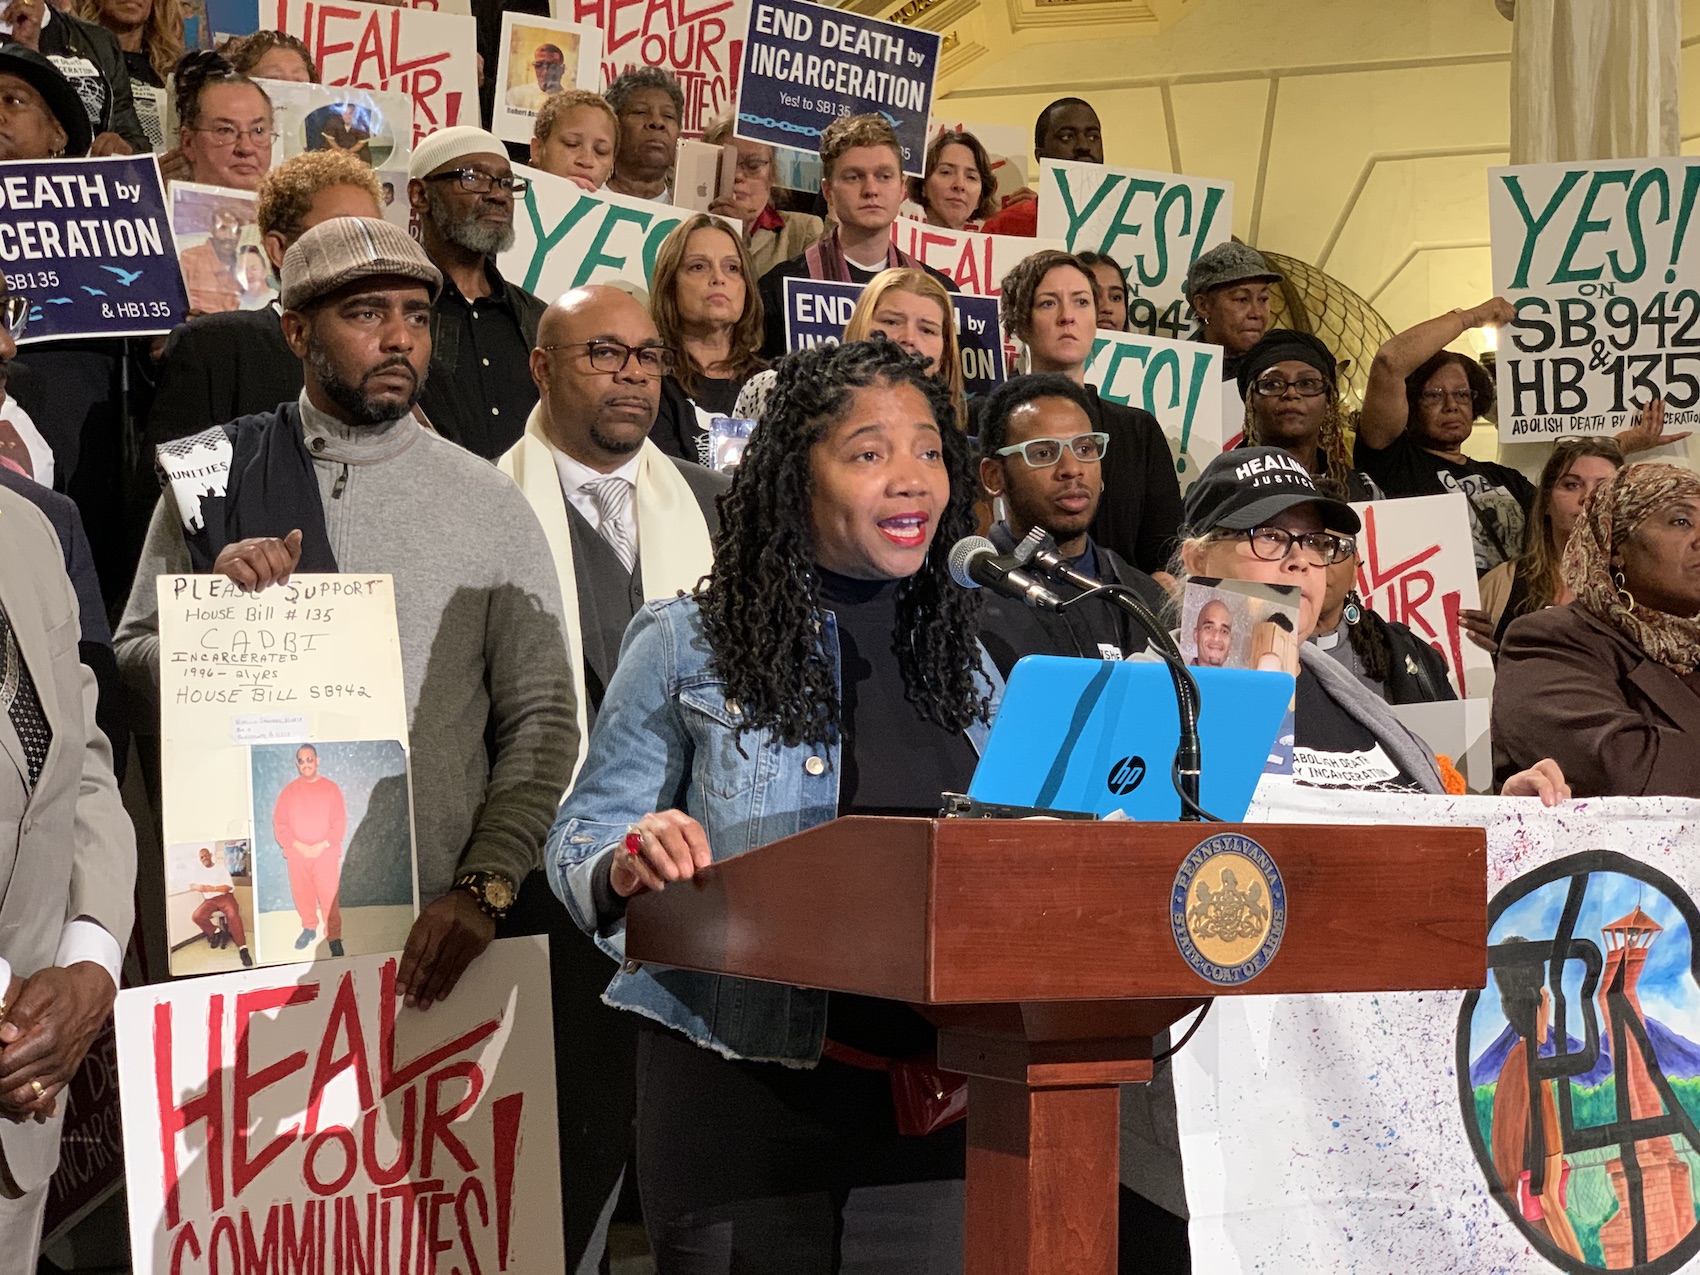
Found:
[1343,592,1363,626]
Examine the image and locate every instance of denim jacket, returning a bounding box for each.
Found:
[546,593,1000,1066]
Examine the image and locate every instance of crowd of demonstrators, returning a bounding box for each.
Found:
[758,113,958,357]
[908,129,998,230]
[1493,462,1700,797]
[701,112,824,276]
[982,96,1103,236]
[222,28,317,82]
[1185,242,1280,423]
[1234,329,1382,501]
[648,214,767,465]
[603,64,680,202]
[408,126,547,459]
[1080,250,1130,331]
[987,249,1182,575]
[496,283,726,1270]
[530,87,616,189]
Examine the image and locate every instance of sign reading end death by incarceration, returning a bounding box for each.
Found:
[737,0,939,178]
[0,156,188,343]
[1491,159,1700,440]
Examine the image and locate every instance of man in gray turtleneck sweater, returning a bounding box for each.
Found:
[116,217,578,1006]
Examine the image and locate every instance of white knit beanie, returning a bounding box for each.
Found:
[408,126,509,181]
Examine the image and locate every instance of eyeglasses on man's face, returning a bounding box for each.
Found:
[424,168,530,196]
[539,340,676,376]
[994,432,1110,468]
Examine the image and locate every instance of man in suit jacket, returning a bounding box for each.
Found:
[497,284,727,1275]
[0,482,135,1257]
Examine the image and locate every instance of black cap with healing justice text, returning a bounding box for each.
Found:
[1181,447,1361,537]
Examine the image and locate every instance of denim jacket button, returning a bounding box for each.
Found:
[804,756,825,776]
[725,698,741,720]
[622,959,641,974]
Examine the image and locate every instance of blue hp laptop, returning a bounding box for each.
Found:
[968,656,1294,821]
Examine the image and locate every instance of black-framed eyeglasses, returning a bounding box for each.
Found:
[194,123,279,147]
[1251,374,1329,399]
[1,295,27,342]
[539,340,676,375]
[423,168,530,196]
[1233,526,1355,566]
[994,432,1110,468]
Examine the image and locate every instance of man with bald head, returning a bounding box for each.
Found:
[1191,598,1235,667]
[496,282,726,1273]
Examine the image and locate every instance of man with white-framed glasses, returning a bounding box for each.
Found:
[407,126,548,460]
[974,373,1170,673]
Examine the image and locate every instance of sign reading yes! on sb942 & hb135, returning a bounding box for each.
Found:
[736,0,940,179]
[1491,159,1700,441]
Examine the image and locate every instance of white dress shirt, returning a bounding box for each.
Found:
[552,447,642,546]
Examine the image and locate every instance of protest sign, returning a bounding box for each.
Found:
[116,937,564,1273]
[501,164,729,297]
[43,1024,123,1249]
[1490,159,1700,441]
[171,183,270,315]
[260,0,478,149]
[267,81,412,171]
[1348,493,1492,699]
[1,156,188,343]
[209,0,466,42]
[563,0,747,136]
[1177,784,1700,1274]
[1083,329,1223,490]
[494,12,601,146]
[888,215,1065,297]
[737,0,939,178]
[1037,158,1232,337]
[156,573,416,971]
[780,277,1006,397]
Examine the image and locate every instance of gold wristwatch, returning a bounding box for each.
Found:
[454,871,516,921]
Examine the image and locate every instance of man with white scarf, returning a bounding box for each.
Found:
[497,282,726,1275]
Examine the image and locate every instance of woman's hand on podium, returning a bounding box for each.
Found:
[611,810,714,898]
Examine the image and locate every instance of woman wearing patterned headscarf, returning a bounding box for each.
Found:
[1493,462,1700,796]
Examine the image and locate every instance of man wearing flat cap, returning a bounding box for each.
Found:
[1185,241,1284,429]
[407,125,547,460]
[117,217,579,1008]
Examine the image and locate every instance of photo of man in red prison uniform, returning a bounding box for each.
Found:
[272,744,348,955]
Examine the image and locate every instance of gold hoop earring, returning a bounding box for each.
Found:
[1613,570,1637,612]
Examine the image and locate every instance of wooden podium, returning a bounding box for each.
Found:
[626,816,1486,1274]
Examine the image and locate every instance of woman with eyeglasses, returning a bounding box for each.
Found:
[1234,329,1382,502]
[647,213,768,467]
[982,249,1183,576]
[700,113,825,278]
[159,50,274,190]
[1178,447,1566,800]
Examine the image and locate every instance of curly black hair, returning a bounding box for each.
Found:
[700,336,988,748]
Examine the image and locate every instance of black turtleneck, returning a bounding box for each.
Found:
[817,566,979,817]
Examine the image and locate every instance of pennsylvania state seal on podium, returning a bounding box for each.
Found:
[1172,832,1287,986]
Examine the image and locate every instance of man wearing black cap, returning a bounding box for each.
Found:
[1233,328,1382,502]
[1184,241,1282,428]
[117,217,579,1008]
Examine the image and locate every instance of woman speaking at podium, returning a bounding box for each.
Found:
[545,336,996,1272]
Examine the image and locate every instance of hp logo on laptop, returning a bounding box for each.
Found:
[1106,755,1146,796]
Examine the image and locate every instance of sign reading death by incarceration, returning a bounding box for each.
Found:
[0,156,187,343]
[1084,329,1222,490]
[262,0,478,148]
[1492,158,1700,440]
[563,0,746,137]
[888,216,1066,297]
[738,0,939,178]
[1037,159,1232,338]
[116,937,565,1273]
[501,164,732,297]
[782,278,1006,397]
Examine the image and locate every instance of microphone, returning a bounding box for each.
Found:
[948,536,1065,611]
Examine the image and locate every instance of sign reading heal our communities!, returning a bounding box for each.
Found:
[1038,159,1232,338]
[888,216,1066,298]
[737,0,939,178]
[1348,493,1491,700]
[501,165,725,297]
[561,0,747,137]
[262,0,479,149]
[0,156,188,343]
[157,573,417,972]
[1490,159,1700,442]
[782,278,1006,398]
[116,937,564,1273]
[1083,329,1223,490]
[1177,784,1700,1275]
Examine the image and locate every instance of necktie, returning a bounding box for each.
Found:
[0,606,50,791]
[587,475,637,573]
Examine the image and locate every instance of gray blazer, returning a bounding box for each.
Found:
[0,484,135,1196]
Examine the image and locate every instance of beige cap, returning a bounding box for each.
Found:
[279,217,444,311]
